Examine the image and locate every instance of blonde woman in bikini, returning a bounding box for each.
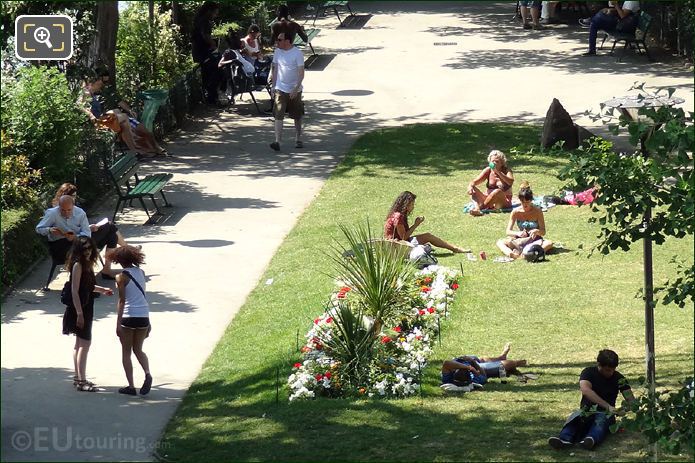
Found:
[467,150,514,216]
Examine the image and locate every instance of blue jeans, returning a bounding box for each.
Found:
[558,411,612,446]
[589,12,619,53]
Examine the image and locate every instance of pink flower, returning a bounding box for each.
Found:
[293,362,302,368]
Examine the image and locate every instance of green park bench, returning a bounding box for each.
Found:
[106,152,173,223]
[312,1,355,26]
[600,11,653,62]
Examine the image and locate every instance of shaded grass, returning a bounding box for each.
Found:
[159,123,694,461]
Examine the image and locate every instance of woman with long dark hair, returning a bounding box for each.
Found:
[384,191,468,253]
[62,236,113,392]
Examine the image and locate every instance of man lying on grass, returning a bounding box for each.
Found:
[440,343,532,391]
[548,349,634,451]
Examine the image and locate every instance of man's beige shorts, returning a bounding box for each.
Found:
[273,90,305,120]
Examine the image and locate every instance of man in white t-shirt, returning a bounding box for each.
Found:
[582,1,640,56]
[268,31,305,151]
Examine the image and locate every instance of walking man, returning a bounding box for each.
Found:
[269,30,305,151]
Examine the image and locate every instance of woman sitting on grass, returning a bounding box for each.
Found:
[467,150,515,216]
[384,191,468,253]
[497,181,553,259]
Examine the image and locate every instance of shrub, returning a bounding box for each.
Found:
[1,206,46,294]
[1,66,85,184]
[116,3,194,103]
[1,131,42,210]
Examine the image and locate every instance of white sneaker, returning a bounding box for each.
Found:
[579,18,591,27]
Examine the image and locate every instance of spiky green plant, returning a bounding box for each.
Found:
[318,301,375,390]
[330,222,415,334]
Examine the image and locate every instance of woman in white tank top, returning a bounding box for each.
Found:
[110,245,153,396]
[242,24,263,63]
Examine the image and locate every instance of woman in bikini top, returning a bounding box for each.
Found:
[467,150,514,216]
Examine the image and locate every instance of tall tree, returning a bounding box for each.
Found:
[88,1,118,75]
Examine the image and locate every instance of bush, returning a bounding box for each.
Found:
[1,66,85,184]
[1,131,42,210]
[1,206,46,294]
[116,3,194,103]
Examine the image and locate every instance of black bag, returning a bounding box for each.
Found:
[522,243,546,263]
[615,12,638,33]
[60,279,73,306]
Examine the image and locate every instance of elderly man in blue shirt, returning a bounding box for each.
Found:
[36,195,115,279]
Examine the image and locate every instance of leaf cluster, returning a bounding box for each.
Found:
[558,85,694,308]
[618,377,694,456]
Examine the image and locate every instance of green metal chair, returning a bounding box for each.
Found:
[136,89,169,133]
[600,11,653,62]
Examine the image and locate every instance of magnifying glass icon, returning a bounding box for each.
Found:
[33,27,53,49]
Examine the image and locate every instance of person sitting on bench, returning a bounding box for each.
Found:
[51,183,132,278]
[36,195,115,279]
[79,68,166,157]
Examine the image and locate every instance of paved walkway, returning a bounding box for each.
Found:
[2,2,692,461]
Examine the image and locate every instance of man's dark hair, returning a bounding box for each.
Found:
[597,349,619,368]
[276,4,289,20]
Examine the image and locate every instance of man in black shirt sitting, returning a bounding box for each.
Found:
[548,349,634,450]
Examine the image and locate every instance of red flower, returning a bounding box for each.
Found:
[314,318,320,324]
[421,286,431,293]
[427,307,435,314]
[301,346,311,353]
[423,277,433,284]
[315,374,323,381]
[324,372,332,379]
[416,335,422,340]
[381,336,392,344]
[340,286,351,292]
[325,317,333,324]
[393,326,402,333]
[418,309,426,316]
[451,283,459,290]
[293,362,302,368]
[337,291,347,299]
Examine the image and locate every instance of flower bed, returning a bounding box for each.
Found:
[288,265,460,401]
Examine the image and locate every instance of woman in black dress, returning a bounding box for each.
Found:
[63,236,113,391]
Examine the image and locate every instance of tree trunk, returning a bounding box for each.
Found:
[88,1,118,77]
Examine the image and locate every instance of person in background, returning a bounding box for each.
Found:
[269,30,305,151]
[385,191,468,253]
[192,1,222,105]
[441,343,529,387]
[581,1,640,56]
[548,349,634,450]
[520,0,543,29]
[467,150,515,216]
[110,245,153,396]
[62,236,114,392]
[270,4,309,44]
[51,183,131,278]
[497,181,553,259]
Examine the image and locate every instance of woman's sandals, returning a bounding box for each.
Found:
[75,379,98,392]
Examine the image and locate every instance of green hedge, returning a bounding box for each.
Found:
[1,206,46,294]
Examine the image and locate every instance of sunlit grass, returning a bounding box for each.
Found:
[159,124,693,462]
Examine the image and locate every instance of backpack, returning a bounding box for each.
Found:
[522,242,546,263]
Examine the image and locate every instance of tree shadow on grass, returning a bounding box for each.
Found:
[160,351,663,462]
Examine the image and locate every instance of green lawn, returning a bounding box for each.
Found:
[159,124,694,461]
